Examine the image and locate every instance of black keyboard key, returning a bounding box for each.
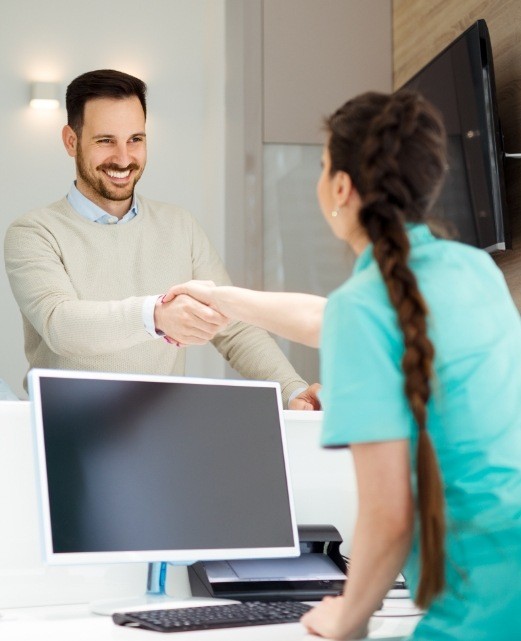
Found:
[113,600,312,632]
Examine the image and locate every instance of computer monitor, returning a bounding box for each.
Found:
[28,369,299,609]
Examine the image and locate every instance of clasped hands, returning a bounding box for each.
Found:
[154,280,226,348]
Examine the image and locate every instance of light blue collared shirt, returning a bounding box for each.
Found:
[66,183,161,337]
[67,181,138,224]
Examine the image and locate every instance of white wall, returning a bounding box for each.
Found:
[0,0,226,398]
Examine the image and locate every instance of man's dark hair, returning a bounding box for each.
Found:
[66,69,147,134]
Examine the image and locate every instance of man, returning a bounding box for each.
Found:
[4,69,319,408]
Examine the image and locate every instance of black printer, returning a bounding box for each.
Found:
[188,524,347,602]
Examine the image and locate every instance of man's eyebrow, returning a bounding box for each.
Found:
[91,132,147,139]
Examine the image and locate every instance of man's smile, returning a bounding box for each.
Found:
[106,168,131,179]
[99,164,140,184]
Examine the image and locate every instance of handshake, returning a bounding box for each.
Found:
[153,280,229,349]
[155,279,326,352]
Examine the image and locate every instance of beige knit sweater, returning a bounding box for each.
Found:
[4,196,307,403]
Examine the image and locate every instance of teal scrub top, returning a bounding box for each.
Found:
[320,225,521,640]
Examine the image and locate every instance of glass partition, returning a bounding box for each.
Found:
[263,144,355,384]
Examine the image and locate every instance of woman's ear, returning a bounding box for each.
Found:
[333,171,353,208]
[62,125,78,158]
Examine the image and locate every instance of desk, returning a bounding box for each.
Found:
[0,602,419,640]
[0,403,420,638]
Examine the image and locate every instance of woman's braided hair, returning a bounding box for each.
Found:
[326,90,448,608]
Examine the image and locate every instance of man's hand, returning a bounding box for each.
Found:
[154,293,229,346]
[288,383,321,411]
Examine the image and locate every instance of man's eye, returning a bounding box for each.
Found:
[130,136,144,143]
[97,139,112,144]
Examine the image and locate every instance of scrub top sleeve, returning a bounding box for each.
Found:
[320,292,415,447]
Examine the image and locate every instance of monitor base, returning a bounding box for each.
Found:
[90,562,234,615]
[91,594,221,616]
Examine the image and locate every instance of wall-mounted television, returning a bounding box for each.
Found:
[402,19,510,253]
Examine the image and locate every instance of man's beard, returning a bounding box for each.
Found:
[76,143,143,202]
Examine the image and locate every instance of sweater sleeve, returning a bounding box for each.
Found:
[4,216,152,357]
[187,216,309,405]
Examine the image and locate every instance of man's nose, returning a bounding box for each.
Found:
[111,142,131,167]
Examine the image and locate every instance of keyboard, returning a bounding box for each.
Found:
[112,600,312,633]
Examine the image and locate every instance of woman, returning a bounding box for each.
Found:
[164,91,521,639]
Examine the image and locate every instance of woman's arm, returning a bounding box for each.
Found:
[162,282,326,348]
[301,439,414,639]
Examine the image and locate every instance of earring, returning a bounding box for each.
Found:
[331,209,339,218]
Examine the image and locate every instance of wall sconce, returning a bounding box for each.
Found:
[30,82,60,110]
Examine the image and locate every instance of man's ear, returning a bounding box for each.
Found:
[62,125,78,158]
[333,171,353,207]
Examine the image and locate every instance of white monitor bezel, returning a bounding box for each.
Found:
[28,368,299,566]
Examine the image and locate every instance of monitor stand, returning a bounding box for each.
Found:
[91,562,195,616]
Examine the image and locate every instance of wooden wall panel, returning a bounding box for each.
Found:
[394,0,521,307]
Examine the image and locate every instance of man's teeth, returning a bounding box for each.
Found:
[106,169,130,179]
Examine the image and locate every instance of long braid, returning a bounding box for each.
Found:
[327,91,448,608]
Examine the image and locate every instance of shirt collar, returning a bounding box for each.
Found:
[66,182,139,224]
[353,223,435,274]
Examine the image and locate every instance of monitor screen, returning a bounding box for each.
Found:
[402,19,509,253]
[28,370,299,566]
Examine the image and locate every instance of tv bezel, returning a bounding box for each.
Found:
[402,19,510,253]
[28,369,300,566]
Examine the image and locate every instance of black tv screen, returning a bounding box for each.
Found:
[402,19,509,253]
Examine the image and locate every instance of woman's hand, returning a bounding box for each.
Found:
[301,596,368,640]
[162,280,217,308]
